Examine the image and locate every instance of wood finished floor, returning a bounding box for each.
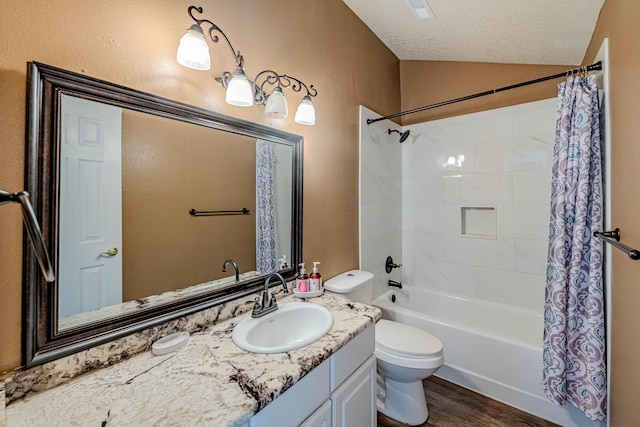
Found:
[377,377,561,427]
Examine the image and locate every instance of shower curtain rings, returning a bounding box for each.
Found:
[578,66,587,80]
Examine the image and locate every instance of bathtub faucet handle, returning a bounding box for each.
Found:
[388,280,402,289]
[385,256,403,274]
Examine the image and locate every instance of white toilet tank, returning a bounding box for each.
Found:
[324,270,374,304]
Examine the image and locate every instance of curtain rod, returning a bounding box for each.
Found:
[366,61,603,125]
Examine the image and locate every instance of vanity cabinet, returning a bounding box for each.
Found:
[300,355,376,427]
[330,355,376,427]
[250,325,375,427]
[300,400,332,427]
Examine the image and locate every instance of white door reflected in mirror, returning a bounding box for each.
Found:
[58,95,123,318]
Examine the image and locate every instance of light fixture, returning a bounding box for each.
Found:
[404,0,436,20]
[264,87,288,119]
[294,95,316,126]
[176,24,211,70]
[177,6,318,125]
[225,69,254,106]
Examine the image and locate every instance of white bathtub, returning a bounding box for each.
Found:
[372,286,599,427]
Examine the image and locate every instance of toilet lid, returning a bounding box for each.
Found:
[375,319,443,357]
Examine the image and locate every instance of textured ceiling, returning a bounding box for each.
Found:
[342,0,605,65]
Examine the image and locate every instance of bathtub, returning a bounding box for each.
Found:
[372,286,599,427]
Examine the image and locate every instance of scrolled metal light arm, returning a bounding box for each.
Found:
[186,5,240,65]
[251,71,318,105]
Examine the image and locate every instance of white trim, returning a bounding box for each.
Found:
[594,37,611,427]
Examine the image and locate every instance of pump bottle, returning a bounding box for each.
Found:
[296,263,309,292]
[278,255,288,271]
[309,262,322,291]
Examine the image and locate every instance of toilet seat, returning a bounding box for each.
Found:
[375,320,444,369]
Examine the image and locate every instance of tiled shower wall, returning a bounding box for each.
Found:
[402,98,556,311]
[359,106,402,299]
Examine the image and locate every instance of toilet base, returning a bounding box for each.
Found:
[376,373,429,426]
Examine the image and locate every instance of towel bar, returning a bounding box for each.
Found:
[189,208,250,216]
[594,228,640,260]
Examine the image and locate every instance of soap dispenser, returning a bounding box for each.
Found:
[309,262,322,291]
[296,263,309,292]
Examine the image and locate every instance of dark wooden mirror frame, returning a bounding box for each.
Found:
[23,61,303,367]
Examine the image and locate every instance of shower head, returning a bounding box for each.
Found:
[388,128,410,143]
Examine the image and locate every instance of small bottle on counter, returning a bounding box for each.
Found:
[309,262,322,291]
[278,255,288,271]
[296,263,309,292]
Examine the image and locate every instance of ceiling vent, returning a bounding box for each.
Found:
[404,0,435,20]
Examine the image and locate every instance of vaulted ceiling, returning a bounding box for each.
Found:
[343,0,605,65]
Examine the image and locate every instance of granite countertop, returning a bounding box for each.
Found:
[5,293,380,427]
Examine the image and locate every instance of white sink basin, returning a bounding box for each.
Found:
[232,302,333,353]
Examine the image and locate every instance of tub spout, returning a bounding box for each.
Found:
[388,280,402,289]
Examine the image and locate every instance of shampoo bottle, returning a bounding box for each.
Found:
[296,263,309,292]
[309,262,322,292]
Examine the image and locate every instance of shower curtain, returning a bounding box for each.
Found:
[542,74,606,421]
[256,139,277,273]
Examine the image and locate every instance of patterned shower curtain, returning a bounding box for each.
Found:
[256,139,277,274]
[542,74,606,421]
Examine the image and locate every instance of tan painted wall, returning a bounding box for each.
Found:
[121,111,257,301]
[399,61,574,125]
[0,0,400,372]
[583,0,640,424]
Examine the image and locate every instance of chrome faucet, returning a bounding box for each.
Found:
[222,259,240,282]
[252,272,289,318]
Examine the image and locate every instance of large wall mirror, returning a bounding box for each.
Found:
[23,62,303,367]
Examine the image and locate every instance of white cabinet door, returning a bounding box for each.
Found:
[301,399,332,427]
[331,355,377,427]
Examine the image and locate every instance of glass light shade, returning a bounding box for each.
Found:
[294,96,316,125]
[264,87,288,119]
[225,72,254,107]
[176,26,210,70]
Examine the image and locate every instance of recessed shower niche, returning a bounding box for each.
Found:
[460,206,496,239]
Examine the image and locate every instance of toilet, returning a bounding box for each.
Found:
[324,270,444,426]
